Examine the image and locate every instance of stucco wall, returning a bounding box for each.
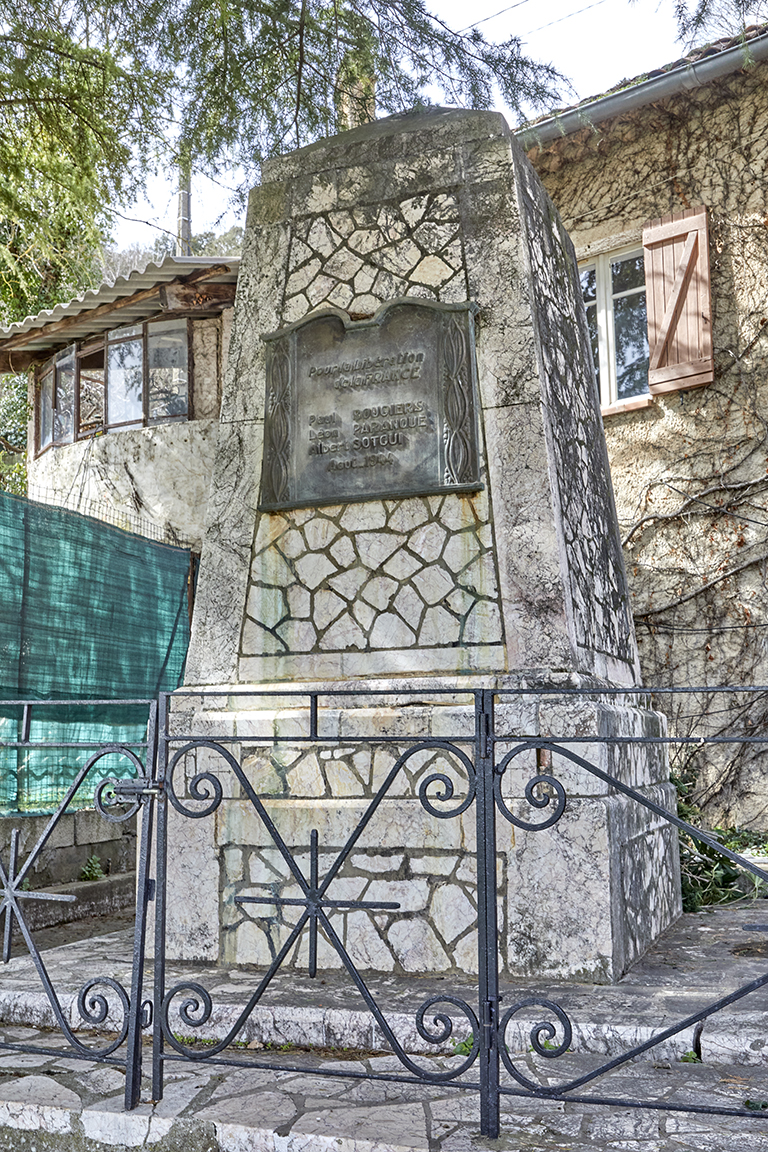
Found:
[28,420,219,549]
[27,309,233,549]
[529,63,768,826]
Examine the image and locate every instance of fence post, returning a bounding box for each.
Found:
[475,688,500,1138]
[124,700,159,1109]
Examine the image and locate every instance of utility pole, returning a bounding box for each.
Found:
[176,161,192,257]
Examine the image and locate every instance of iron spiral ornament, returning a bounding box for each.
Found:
[166,741,234,818]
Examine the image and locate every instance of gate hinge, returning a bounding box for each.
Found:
[482,994,502,1046]
[113,779,163,800]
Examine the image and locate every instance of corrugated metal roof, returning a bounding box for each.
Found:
[0,255,240,354]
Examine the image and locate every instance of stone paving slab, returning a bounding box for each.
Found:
[2,902,768,1148]
[0,1030,768,1151]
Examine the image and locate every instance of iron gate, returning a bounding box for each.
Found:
[2,686,768,1137]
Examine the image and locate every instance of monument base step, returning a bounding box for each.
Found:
[1,902,768,1067]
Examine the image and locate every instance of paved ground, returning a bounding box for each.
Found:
[1,902,768,1149]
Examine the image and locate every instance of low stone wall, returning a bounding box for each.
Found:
[0,809,136,889]
[22,871,136,931]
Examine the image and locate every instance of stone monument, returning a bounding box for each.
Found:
[169,108,680,983]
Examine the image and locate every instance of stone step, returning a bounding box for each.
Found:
[1,902,768,1069]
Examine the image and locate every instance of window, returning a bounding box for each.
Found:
[580,208,713,413]
[580,248,650,408]
[38,346,76,451]
[37,319,190,453]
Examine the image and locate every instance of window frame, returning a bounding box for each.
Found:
[580,244,651,412]
[35,318,192,456]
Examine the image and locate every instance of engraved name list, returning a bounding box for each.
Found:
[259,300,480,510]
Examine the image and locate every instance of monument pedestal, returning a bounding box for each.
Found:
[164,677,679,984]
[172,108,681,981]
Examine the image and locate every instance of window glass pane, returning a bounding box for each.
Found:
[107,339,143,426]
[109,324,142,341]
[614,293,649,399]
[580,266,597,303]
[54,352,75,444]
[612,254,644,295]
[79,369,105,433]
[585,302,600,389]
[39,371,53,449]
[147,321,188,423]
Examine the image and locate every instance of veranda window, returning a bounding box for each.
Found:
[38,346,76,450]
[37,320,190,453]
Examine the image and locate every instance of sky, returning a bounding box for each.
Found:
[111,0,682,250]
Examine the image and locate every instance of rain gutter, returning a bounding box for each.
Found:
[516,31,768,148]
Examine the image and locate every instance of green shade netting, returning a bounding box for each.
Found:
[0,492,191,811]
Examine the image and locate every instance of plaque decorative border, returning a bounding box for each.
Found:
[262,339,292,507]
[259,298,482,512]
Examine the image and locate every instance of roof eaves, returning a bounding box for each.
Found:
[517,24,768,148]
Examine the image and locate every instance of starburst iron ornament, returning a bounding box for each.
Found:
[0,828,75,962]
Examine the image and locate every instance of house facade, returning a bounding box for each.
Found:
[0,257,238,548]
[523,27,768,827]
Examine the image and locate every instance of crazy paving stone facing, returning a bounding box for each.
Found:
[237,172,500,681]
[281,193,468,323]
[241,494,503,674]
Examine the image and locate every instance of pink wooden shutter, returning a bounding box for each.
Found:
[642,207,713,394]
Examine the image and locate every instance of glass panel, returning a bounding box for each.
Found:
[611,253,644,295]
[39,370,53,450]
[53,352,75,444]
[108,324,142,341]
[614,293,649,400]
[580,265,597,304]
[107,339,143,426]
[147,320,188,423]
[79,369,105,433]
[585,302,600,389]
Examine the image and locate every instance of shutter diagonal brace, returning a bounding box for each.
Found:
[649,230,698,372]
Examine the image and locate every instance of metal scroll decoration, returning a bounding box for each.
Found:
[261,339,292,506]
[499,997,575,1092]
[160,734,480,1082]
[494,742,567,831]
[442,314,475,485]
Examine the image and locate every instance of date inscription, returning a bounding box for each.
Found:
[259,299,480,510]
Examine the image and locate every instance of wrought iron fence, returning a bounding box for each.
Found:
[2,686,768,1137]
[0,697,156,1093]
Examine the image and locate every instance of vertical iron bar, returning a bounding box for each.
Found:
[152,693,170,1103]
[124,699,158,1109]
[2,830,18,962]
[20,705,31,745]
[475,689,500,1139]
[309,695,318,740]
[309,828,318,978]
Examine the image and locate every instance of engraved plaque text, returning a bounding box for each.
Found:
[259,299,480,510]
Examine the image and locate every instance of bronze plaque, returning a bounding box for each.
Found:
[259,299,481,510]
